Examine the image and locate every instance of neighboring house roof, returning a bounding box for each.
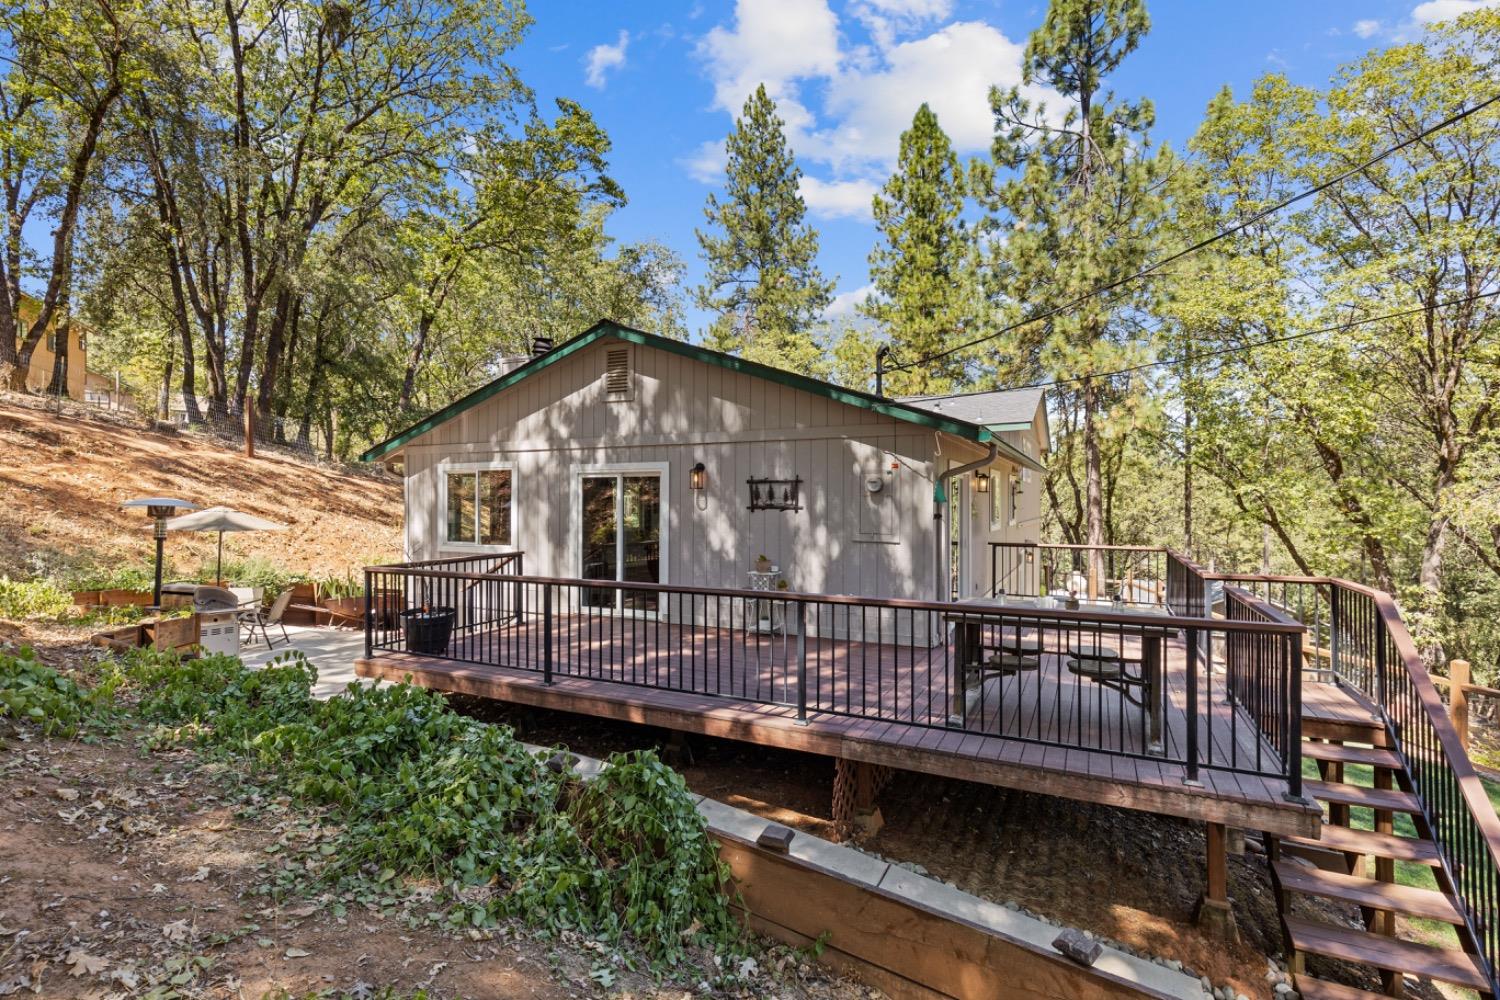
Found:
[899,387,1047,433]
[360,320,1045,470]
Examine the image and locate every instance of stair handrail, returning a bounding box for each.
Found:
[1198,568,1500,990]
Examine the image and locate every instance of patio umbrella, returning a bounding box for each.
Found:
[164,506,286,582]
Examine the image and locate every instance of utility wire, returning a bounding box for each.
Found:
[979,288,1500,392]
[884,90,1500,374]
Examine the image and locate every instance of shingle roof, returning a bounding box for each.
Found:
[898,387,1047,430]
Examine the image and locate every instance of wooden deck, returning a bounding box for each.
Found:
[356,614,1329,837]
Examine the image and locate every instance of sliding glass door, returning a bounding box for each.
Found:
[581,473,661,612]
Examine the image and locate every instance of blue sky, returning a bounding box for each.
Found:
[510,0,1491,338]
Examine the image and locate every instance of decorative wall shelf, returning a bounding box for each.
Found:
[747,476,802,512]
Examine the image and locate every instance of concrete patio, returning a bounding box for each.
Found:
[238,624,370,699]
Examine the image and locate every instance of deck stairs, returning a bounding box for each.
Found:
[1271,686,1492,998]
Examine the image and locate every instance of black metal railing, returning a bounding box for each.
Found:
[1223,586,1302,785]
[1199,569,1500,992]
[362,552,523,660]
[1165,549,1209,618]
[364,562,1305,788]
[989,543,1169,606]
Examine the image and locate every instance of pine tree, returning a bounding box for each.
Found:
[862,103,975,396]
[973,0,1168,596]
[695,84,833,374]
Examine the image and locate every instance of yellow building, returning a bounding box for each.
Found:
[18,293,89,400]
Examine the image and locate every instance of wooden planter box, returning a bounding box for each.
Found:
[71,589,102,608]
[91,624,143,652]
[282,582,322,626]
[146,615,200,651]
[99,588,152,607]
[91,614,199,653]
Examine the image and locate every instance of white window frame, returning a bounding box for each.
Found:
[438,459,517,551]
[572,461,670,609]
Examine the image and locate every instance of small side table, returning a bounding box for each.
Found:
[747,568,785,634]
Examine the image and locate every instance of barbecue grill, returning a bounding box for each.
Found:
[193,586,241,655]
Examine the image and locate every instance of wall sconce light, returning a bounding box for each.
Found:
[690,462,708,511]
[974,472,990,494]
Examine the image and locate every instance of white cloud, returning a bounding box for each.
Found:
[799,176,880,220]
[1411,0,1500,22]
[825,284,875,318]
[680,139,727,184]
[1352,18,1382,36]
[696,0,840,117]
[689,4,1051,217]
[851,0,954,50]
[584,30,629,89]
[817,22,1043,170]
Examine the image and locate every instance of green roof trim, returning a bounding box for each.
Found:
[988,435,1045,474]
[360,320,995,462]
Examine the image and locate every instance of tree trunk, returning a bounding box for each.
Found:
[398,309,437,412]
[47,322,69,399]
[158,335,175,421]
[1082,378,1105,599]
[1182,410,1193,554]
[256,290,295,421]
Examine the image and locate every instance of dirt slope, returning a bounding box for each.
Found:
[0,396,401,580]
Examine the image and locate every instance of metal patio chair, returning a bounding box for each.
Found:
[240,588,294,650]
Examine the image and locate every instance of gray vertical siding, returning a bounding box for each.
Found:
[400,335,949,602]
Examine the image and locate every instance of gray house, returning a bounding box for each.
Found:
[361,321,1047,605]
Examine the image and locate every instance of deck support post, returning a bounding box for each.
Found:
[795,602,808,725]
[1450,659,1471,750]
[1184,629,1201,785]
[363,570,373,660]
[1195,821,1239,942]
[832,759,889,841]
[542,585,554,686]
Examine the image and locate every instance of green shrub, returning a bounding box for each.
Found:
[118,648,316,749]
[314,573,362,599]
[199,557,306,600]
[61,562,160,593]
[507,751,734,953]
[0,647,118,736]
[0,576,75,622]
[108,649,740,965]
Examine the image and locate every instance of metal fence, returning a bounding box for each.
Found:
[989,543,1170,606]
[364,559,1306,788]
[177,410,334,462]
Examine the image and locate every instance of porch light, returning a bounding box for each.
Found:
[121,497,199,608]
[689,462,707,491]
[974,473,990,494]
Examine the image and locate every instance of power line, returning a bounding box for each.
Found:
[986,288,1500,392]
[884,90,1500,374]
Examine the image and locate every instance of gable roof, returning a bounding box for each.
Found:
[899,387,1047,433]
[360,320,1006,462]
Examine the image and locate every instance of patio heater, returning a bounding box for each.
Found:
[121,497,199,608]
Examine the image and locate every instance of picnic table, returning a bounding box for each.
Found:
[946,595,1181,754]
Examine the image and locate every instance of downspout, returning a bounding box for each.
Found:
[934,438,998,602]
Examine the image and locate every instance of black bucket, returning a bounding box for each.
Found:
[400,606,455,655]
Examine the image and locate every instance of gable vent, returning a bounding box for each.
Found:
[604,347,632,397]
